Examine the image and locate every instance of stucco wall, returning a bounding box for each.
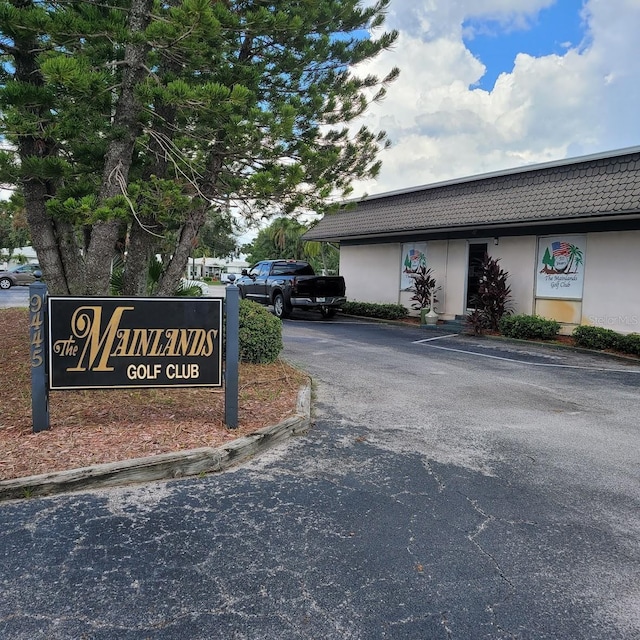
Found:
[339,231,639,333]
[341,237,539,318]
[441,240,467,318]
[581,230,640,334]
[340,244,401,304]
[398,240,450,314]
[490,236,537,316]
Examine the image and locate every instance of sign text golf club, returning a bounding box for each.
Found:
[48,297,223,390]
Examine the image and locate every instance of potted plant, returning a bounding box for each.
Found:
[408,266,440,324]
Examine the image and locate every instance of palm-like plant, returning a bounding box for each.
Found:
[467,254,512,331]
[110,256,203,297]
[409,266,438,311]
[268,218,305,258]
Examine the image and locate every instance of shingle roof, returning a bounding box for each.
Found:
[304,147,640,241]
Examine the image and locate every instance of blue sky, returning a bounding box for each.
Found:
[463,0,587,90]
[348,0,640,196]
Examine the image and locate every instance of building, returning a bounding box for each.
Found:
[1,247,249,285]
[0,245,39,271]
[186,256,250,280]
[304,147,640,334]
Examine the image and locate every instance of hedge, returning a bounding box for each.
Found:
[341,301,409,320]
[499,314,560,340]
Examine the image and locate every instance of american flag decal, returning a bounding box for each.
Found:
[552,241,571,257]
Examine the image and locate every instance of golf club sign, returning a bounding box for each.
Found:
[48,297,222,390]
[29,277,241,433]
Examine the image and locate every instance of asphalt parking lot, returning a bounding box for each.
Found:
[1,312,639,639]
[0,285,29,308]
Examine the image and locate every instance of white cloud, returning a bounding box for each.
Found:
[351,0,640,196]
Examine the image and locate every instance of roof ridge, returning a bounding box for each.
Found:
[349,146,640,203]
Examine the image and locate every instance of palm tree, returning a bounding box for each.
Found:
[567,245,584,273]
[268,218,305,258]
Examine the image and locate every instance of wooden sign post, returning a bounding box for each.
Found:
[29,277,50,433]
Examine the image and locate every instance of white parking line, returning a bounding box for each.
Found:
[416,342,640,373]
[413,334,459,343]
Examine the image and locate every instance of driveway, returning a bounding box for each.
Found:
[0,285,30,309]
[1,317,639,639]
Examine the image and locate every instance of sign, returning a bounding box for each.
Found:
[48,297,223,390]
[536,235,586,300]
[401,242,427,290]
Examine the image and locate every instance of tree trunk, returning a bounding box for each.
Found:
[11,2,74,295]
[156,204,208,296]
[24,184,70,295]
[55,219,86,294]
[121,91,176,296]
[84,0,153,295]
[155,150,223,296]
[123,220,156,296]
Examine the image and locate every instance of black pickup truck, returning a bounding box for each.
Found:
[236,260,346,319]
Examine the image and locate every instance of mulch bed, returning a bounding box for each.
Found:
[0,308,306,481]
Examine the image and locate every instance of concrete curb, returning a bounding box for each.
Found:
[0,384,312,503]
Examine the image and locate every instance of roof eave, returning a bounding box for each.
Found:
[304,210,640,243]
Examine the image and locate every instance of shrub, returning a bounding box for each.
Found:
[238,299,283,363]
[499,314,560,340]
[572,325,623,351]
[466,254,512,332]
[341,301,409,320]
[465,308,489,335]
[408,266,438,311]
[619,333,640,356]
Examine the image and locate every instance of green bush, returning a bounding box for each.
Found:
[499,314,560,340]
[408,266,438,311]
[571,326,640,356]
[572,325,622,351]
[619,333,640,356]
[341,300,409,320]
[472,254,513,331]
[238,299,283,363]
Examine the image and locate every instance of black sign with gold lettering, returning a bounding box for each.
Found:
[48,297,223,390]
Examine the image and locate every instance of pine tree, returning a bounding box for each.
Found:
[0,0,399,295]
[542,246,555,273]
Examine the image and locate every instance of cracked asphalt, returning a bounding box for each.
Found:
[1,315,639,639]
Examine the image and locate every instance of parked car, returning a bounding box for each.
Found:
[236,259,346,319]
[0,264,41,289]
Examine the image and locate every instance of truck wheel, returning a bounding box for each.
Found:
[320,306,337,319]
[273,293,291,319]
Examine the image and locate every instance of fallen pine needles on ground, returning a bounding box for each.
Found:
[0,308,306,481]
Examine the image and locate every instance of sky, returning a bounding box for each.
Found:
[348,0,640,198]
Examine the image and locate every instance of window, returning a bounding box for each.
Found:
[271,262,314,276]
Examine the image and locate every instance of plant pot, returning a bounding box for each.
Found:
[420,308,439,325]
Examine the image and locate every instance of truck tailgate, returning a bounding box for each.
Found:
[294,276,345,297]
